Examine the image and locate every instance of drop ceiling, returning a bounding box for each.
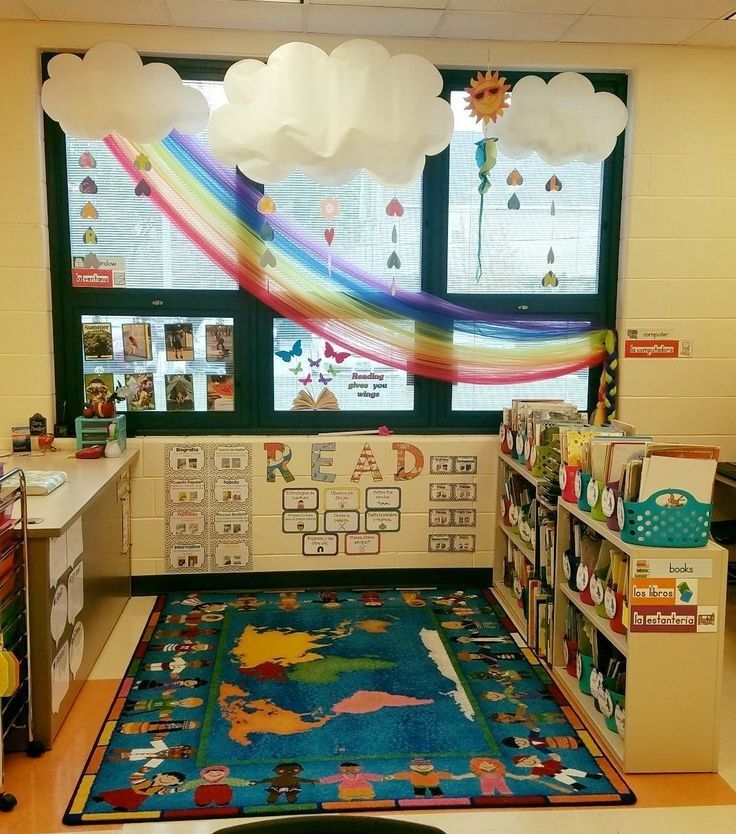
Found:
[3,0,736,46]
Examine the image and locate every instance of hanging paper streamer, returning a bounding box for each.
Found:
[593,330,618,425]
[320,196,340,280]
[104,131,615,386]
[474,137,497,282]
[464,67,510,284]
[257,195,278,273]
[506,168,523,210]
[543,174,562,288]
[386,197,403,280]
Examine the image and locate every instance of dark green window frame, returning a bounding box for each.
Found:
[43,54,626,436]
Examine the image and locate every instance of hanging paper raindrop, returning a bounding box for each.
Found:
[385,197,404,274]
[506,168,523,210]
[82,226,97,245]
[257,194,278,271]
[134,153,152,172]
[543,175,562,287]
[506,169,523,186]
[79,176,97,195]
[134,178,151,197]
[78,151,96,169]
[80,202,98,220]
[320,195,340,280]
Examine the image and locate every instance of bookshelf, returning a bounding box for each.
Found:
[493,452,556,648]
[553,498,728,773]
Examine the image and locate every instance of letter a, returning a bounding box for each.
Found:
[351,443,383,483]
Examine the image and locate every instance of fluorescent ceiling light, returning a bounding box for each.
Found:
[726,10,736,19]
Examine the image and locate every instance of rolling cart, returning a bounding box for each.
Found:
[0,468,43,812]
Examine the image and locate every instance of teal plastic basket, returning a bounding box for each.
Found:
[620,489,711,548]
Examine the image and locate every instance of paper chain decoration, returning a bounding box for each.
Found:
[104,131,614,389]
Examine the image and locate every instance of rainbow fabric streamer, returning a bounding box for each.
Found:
[104,132,612,386]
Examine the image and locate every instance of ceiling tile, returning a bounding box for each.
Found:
[23,0,170,24]
[449,0,593,13]
[316,0,448,9]
[561,14,711,44]
[684,19,736,45]
[166,0,304,31]
[435,10,578,41]
[306,5,442,36]
[0,0,37,19]
[589,0,734,20]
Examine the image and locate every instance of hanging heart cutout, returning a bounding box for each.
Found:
[324,227,335,246]
[134,178,151,197]
[507,193,520,210]
[386,198,404,218]
[260,248,277,268]
[80,202,98,220]
[387,251,401,269]
[257,195,277,215]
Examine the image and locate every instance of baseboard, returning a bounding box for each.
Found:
[132,567,492,596]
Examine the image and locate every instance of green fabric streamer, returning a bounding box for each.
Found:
[475,138,497,283]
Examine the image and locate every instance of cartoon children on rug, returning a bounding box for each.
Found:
[122,691,203,715]
[162,612,224,626]
[120,719,199,735]
[320,762,387,801]
[155,627,219,639]
[502,729,580,752]
[92,762,185,811]
[465,757,514,796]
[490,704,568,730]
[148,640,212,654]
[142,656,212,678]
[509,752,603,792]
[106,739,196,763]
[247,762,319,804]
[131,676,207,692]
[180,765,251,807]
[389,758,467,797]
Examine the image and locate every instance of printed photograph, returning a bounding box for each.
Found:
[164,322,195,361]
[121,323,153,361]
[165,374,195,411]
[207,374,234,411]
[82,322,113,360]
[124,372,156,411]
[206,324,234,361]
[84,373,114,405]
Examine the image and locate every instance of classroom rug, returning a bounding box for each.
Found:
[64,588,635,825]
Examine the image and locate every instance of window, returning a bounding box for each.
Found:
[45,56,625,435]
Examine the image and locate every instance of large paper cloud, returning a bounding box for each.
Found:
[488,72,628,166]
[41,42,209,143]
[208,40,454,186]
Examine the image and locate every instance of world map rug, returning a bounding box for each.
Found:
[64,588,635,825]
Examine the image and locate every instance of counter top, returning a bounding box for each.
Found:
[6,448,138,538]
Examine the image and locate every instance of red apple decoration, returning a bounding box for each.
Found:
[82,403,94,418]
[38,433,55,451]
[99,400,116,418]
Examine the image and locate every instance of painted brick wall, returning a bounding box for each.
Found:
[0,22,735,576]
[128,435,496,576]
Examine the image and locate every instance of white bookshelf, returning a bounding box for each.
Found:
[553,499,728,773]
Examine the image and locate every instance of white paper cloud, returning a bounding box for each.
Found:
[41,42,209,143]
[488,72,628,166]
[208,39,454,186]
